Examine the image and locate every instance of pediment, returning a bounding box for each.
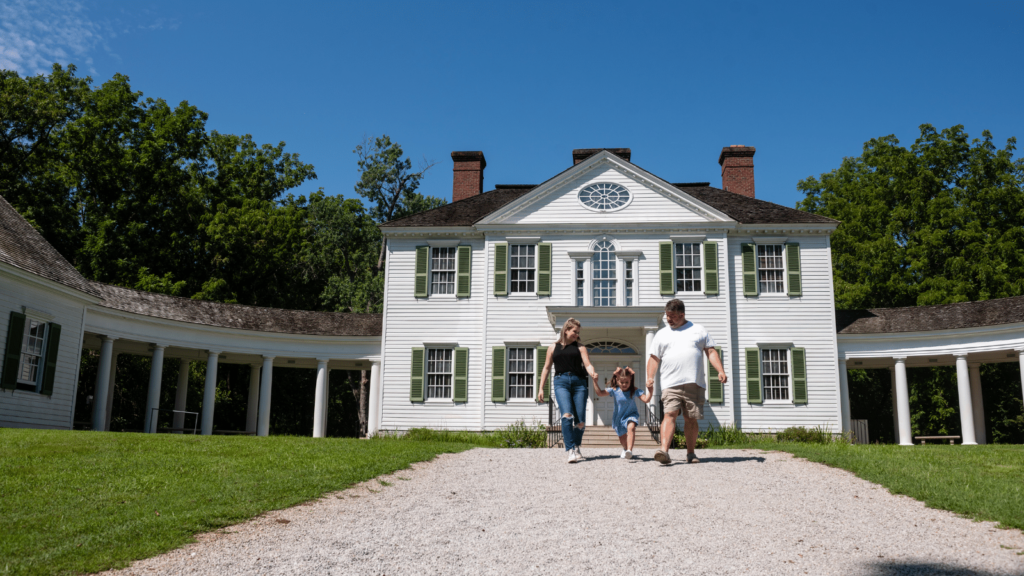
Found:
[477,151,732,226]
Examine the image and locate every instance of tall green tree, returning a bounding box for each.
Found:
[799,124,1024,443]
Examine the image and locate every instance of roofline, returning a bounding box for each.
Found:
[0,261,103,304]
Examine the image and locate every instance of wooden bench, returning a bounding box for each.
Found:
[914,435,960,445]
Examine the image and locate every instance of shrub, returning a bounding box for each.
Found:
[671,433,709,450]
[776,425,841,444]
[492,420,547,448]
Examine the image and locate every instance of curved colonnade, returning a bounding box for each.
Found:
[83,282,382,437]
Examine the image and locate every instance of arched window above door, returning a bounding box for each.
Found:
[586,341,637,355]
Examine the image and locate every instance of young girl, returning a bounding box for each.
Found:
[592,366,654,459]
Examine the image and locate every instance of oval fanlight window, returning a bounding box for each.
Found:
[578,182,630,211]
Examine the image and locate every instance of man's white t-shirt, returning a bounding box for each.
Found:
[652,321,716,389]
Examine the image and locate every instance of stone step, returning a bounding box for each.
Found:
[551,426,663,448]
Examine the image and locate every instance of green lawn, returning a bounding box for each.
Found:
[763,443,1024,531]
[0,429,481,576]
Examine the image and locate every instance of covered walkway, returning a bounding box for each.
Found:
[837,297,1024,445]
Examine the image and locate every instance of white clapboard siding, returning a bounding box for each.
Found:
[0,272,89,430]
[379,237,487,430]
[729,235,840,432]
[507,167,714,225]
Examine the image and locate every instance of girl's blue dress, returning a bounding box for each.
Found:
[608,387,643,436]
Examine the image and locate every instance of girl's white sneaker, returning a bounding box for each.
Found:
[619,450,627,459]
[624,450,633,460]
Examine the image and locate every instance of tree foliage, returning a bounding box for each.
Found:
[800,124,1024,443]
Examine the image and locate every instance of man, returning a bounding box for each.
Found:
[647,299,726,465]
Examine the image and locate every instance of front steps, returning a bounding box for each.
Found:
[550,425,663,448]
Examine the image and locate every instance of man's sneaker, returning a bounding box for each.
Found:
[654,450,671,465]
[574,447,584,461]
[624,450,633,460]
[687,452,700,464]
[567,450,578,464]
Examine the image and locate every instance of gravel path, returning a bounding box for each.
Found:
[107,448,1024,576]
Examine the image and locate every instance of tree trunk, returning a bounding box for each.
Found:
[358,369,370,437]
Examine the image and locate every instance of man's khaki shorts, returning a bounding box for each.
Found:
[662,384,705,420]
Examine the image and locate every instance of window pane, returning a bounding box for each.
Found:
[675,243,702,292]
[592,241,617,307]
[761,348,789,400]
[507,348,534,398]
[757,244,785,293]
[510,245,536,293]
[426,348,453,399]
[430,247,456,295]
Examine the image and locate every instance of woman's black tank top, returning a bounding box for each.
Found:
[552,341,586,378]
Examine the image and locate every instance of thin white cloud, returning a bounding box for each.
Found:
[0,0,103,75]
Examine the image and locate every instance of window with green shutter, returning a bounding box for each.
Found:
[786,243,802,297]
[703,241,718,295]
[745,348,762,404]
[741,243,757,296]
[453,347,468,402]
[491,347,506,402]
[536,346,549,401]
[537,243,552,296]
[414,246,429,298]
[707,346,723,403]
[659,241,673,295]
[1,311,26,391]
[456,246,472,298]
[409,347,425,402]
[493,243,508,296]
[791,347,807,404]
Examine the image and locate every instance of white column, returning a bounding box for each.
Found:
[1017,348,1024,415]
[367,360,382,436]
[257,356,275,437]
[889,367,900,444]
[312,359,330,438]
[246,363,261,434]
[173,358,190,432]
[200,351,221,436]
[954,353,977,445]
[894,357,913,446]
[144,345,167,433]
[104,352,119,431]
[968,363,986,444]
[838,358,851,433]
[91,337,116,432]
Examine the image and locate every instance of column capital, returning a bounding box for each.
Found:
[892,356,907,363]
[838,357,848,366]
[101,335,118,343]
[371,359,381,367]
[316,358,331,363]
[150,343,170,351]
[262,355,276,361]
[952,351,970,359]
[206,350,224,356]
[644,326,659,334]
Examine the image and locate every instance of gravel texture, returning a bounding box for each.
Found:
[106,448,1024,576]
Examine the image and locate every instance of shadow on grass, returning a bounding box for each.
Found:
[696,455,767,463]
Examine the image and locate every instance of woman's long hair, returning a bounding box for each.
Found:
[557,317,581,347]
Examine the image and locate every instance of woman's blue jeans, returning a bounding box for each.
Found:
[553,373,588,451]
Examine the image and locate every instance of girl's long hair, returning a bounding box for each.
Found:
[620,369,637,397]
[557,317,581,347]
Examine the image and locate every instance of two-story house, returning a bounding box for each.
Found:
[374,147,842,434]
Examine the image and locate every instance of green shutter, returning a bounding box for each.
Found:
[493,243,508,296]
[2,312,26,391]
[456,245,472,298]
[745,348,762,404]
[786,243,802,297]
[707,346,723,403]
[414,246,429,298]
[491,347,506,402]
[703,241,718,295]
[536,346,549,401]
[659,241,674,295]
[791,347,807,404]
[453,347,469,402]
[40,323,61,396]
[741,243,757,296]
[537,243,552,296]
[410,347,425,402]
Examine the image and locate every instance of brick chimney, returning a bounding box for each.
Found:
[452,151,486,202]
[572,148,631,165]
[718,145,756,198]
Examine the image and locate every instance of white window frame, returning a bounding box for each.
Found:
[624,259,635,306]
[674,242,703,293]
[755,242,787,295]
[429,246,457,297]
[760,347,791,403]
[508,244,537,295]
[425,347,454,401]
[591,240,617,307]
[506,347,536,401]
[17,318,49,392]
[575,260,585,307]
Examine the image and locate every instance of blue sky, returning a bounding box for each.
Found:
[2,1,1022,210]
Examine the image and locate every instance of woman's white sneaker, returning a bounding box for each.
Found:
[574,447,584,461]
[567,450,578,463]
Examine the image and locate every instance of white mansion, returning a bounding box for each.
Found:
[3,146,1023,445]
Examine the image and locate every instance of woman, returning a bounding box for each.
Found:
[537,317,599,463]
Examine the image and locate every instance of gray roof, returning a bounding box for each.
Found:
[0,194,99,296]
[836,296,1024,334]
[380,181,836,228]
[91,282,382,337]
